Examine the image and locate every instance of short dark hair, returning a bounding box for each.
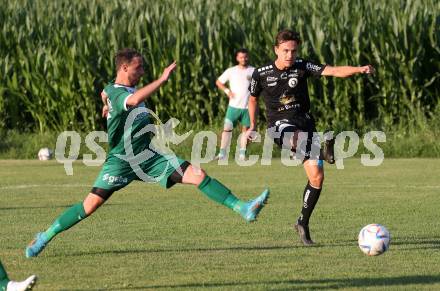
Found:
[235,48,249,57]
[115,48,143,71]
[274,30,301,46]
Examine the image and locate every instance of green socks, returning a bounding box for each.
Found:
[0,261,9,291]
[44,203,87,241]
[198,176,244,212]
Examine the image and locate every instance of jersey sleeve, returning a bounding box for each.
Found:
[217,68,230,84]
[104,87,132,114]
[249,70,262,97]
[303,60,327,77]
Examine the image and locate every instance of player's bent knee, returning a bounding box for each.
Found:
[310,172,324,188]
[83,192,106,215]
[189,165,206,184]
[224,119,233,131]
[182,164,206,186]
[196,168,207,183]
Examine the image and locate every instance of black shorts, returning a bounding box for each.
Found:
[268,113,322,160]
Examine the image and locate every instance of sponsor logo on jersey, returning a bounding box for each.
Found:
[260,70,273,76]
[279,93,295,105]
[280,72,288,79]
[250,79,256,93]
[288,70,298,78]
[306,62,322,72]
[266,76,278,82]
[268,82,277,87]
[288,77,298,88]
[277,103,301,112]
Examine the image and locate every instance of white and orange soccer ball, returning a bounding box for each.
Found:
[38,147,53,161]
[358,224,390,256]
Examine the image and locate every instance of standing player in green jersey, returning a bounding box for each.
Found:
[215,49,254,161]
[25,48,269,258]
[0,260,36,291]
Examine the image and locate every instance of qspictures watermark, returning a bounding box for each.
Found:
[55,114,386,177]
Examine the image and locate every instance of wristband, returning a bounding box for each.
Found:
[223,88,231,95]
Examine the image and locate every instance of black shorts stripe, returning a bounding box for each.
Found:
[91,187,116,201]
[168,161,191,184]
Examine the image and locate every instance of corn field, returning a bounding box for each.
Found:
[0,0,439,133]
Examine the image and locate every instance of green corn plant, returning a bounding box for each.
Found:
[0,0,438,134]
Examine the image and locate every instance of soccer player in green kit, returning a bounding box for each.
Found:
[25,48,269,258]
[0,260,36,290]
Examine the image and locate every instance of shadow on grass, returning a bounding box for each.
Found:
[54,244,300,258]
[392,237,440,250]
[66,275,440,290]
[55,237,364,258]
[325,236,440,251]
[56,236,440,258]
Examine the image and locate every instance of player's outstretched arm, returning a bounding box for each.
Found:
[126,61,177,107]
[322,65,375,78]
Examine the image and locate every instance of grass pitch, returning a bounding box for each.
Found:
[0,159,439,290]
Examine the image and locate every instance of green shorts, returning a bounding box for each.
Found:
[93,151,187,192]
[224,106,250,129]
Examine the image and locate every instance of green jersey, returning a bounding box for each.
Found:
[103,83,152,159]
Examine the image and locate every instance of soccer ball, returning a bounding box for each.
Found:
[38,147,53,161]
[358,224,390,256]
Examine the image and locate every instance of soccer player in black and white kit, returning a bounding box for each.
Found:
[248,30,374,245]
